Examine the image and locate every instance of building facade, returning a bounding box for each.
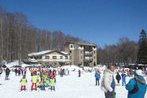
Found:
[65,41,97,67]
[28,50,70,66]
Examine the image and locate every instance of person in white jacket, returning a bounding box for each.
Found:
[101,65,116,98]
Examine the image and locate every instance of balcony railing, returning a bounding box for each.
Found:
[84,51,93,56]
[85,57,93,62]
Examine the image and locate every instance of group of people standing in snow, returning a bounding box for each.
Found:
[98,64,147,98]
[20,68,57,91]
[15,67,27,76]
[0,63,146,98]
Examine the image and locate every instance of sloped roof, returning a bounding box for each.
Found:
[28,50,51,56]
[28,50,69,56]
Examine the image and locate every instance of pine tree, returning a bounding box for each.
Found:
[137,29,147,64]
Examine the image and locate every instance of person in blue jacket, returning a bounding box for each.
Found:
[126,69,146,98]
[95,70,101,86]
[121,71,127,86]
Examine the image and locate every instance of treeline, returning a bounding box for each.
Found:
[97,29,147,66]
[97,37,138,65]
[137,30,147,64]
[1,6,146,65]
[0,7,82,62]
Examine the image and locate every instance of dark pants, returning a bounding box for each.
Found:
[31,83,37,90]
[51,86,55,91]
[122,80,126,86]
[95,78,100,86]
[117,79,120,83]
[21,85,26,91]
[105,91,115,98]
[5,75,9,80]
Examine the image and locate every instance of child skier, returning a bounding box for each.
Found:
[20,75,27,91]
[31,72,38,91]
[45,77,50,88]
[50,77,56,91]
[38,80,46,91]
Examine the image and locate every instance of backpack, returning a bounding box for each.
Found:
[129,79,139,94]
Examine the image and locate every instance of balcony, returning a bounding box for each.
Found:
[85,57,93,62]
[84,51,93,56]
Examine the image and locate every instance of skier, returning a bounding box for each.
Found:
[18,68,21,76]
[121,72,127,86]
[14,68,17,76]
[5,67,10,80]
[45,77,50,88]
[38,80,46,91]
[31,72,38,91]
[50,77,56,91]
[116,72,121,84]
[0,67,3,77]
[52,70,57,83]
[20,75,27,91]
[24,68,27,75]
[78,70,81,77]
[95,70,101,86]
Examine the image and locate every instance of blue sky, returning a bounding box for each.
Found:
[0,0,147,47]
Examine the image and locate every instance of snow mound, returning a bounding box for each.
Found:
[61,65,82,71]
[6,60,30,68]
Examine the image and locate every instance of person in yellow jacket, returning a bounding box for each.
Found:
[20,75,27,91]
[31,73,38,91]
[50,78,56,91]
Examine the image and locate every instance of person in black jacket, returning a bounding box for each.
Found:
[5,67,10,80]
[0,67,3,76]
[14,68,17,76]
[116,72,121,84]
[78,70,81,77]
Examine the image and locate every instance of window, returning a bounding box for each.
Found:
[71,45,73,48]
[94,51,96,54]
[60,56,63,59]
[52,56,57,59]
[65,56,68,59]
[45,56,50,59]
[36,56,42,59]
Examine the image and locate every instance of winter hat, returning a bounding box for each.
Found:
[135,69,143,76]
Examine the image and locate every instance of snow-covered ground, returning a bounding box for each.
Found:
[0,64,146,98]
